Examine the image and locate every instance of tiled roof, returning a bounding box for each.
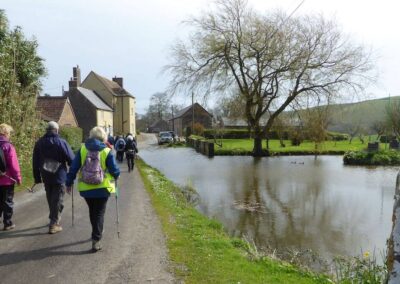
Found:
[91,72,134,98]
[173,105,192,118]
[172,103,212,119]
[77,87,113,111]
[150,119,169,128]
[36,96,68,122]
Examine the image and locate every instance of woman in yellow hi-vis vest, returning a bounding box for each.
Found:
[66,127,120,252]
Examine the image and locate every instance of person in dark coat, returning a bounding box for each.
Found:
[124,135,138,172]
[33,121,75,234]
[114,136,126,162]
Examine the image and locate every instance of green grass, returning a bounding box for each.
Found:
[210,138,384,156]
[137,159,329,283]
[15,160,35,192]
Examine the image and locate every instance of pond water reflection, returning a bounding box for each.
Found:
[140,147,397,259]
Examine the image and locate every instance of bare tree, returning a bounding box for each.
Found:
[371,120,386,142]
[271,116,287,148]
[386,98,400,140]
[164,0,375,156]
[344,123,362,144]
[148,92,171,121]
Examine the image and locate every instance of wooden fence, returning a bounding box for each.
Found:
[186,138,214,157]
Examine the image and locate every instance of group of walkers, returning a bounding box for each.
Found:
[111,134,138,172]
[0,121,137,252]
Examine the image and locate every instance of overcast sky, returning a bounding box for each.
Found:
[2,0,399,113]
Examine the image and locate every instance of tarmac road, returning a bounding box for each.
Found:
[0,145,175,284]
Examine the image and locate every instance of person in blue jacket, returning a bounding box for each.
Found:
[66,126,120,251]
[33,121,75,234]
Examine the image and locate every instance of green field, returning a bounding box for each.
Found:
[210,138,383,156]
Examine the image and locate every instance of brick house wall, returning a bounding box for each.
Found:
[67,89,97,139]
[58,100,78,127]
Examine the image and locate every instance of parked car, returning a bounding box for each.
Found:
[158,131,173,145]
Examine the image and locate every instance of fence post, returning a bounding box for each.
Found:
[208,142,214,157]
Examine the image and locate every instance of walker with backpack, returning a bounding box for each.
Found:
[79,148,120,237]
[0,145,35,192]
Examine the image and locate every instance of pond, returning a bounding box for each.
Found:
[139,146,397,260]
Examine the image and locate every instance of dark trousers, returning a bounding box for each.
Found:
[44,183,65,226]
[0,185,14,226]
[116,151,124,162]
[126,152,135,172]
[85,197,108,241]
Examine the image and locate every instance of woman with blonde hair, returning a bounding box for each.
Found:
[0,123,21,231]
[66,126,120,252]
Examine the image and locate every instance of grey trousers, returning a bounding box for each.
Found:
[44,184,65,226]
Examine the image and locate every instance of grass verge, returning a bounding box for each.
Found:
[15,160,34,192]
[137,158,329,283]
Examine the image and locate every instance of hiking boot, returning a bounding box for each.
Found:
[3,224,15,231]
[49,224,62,234]
[92,240,102,252]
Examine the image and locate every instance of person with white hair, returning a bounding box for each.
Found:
[33,121,75,234]
[124,134,138,172]
[66,126,120,252]
[0,123,21,231]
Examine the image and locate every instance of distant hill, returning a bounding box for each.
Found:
[326,96,400,134]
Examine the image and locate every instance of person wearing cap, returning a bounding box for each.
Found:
[33,121,75,234]
[0,123,21,231]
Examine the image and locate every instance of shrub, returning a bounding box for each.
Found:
[326,131,349,141]
[185,126,192,137]
[333,252,387,284]
[371,153,391,165]
[204,128,251,139]
[59,126,83,151]
[343,150,400,165]
[380,135,396,143]
[193,123,205,136]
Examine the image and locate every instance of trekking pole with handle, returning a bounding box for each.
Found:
[115,179,120,238]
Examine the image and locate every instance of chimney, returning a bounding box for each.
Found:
[112,76,123,87]
[68,77,78,90]
[72,65,81,86]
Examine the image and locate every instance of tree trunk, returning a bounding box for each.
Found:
[253,136,263,157]
[387,171,400,283]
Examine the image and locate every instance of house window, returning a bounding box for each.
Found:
[131,107,134,116]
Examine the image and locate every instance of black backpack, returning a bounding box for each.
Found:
[0,146,7,175]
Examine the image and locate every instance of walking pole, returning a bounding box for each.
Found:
[1,173,35,193]
[71,185,74,227]
[115,179,120,238]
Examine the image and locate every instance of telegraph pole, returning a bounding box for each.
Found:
[171,105,174,132]
[192,92,194,134]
